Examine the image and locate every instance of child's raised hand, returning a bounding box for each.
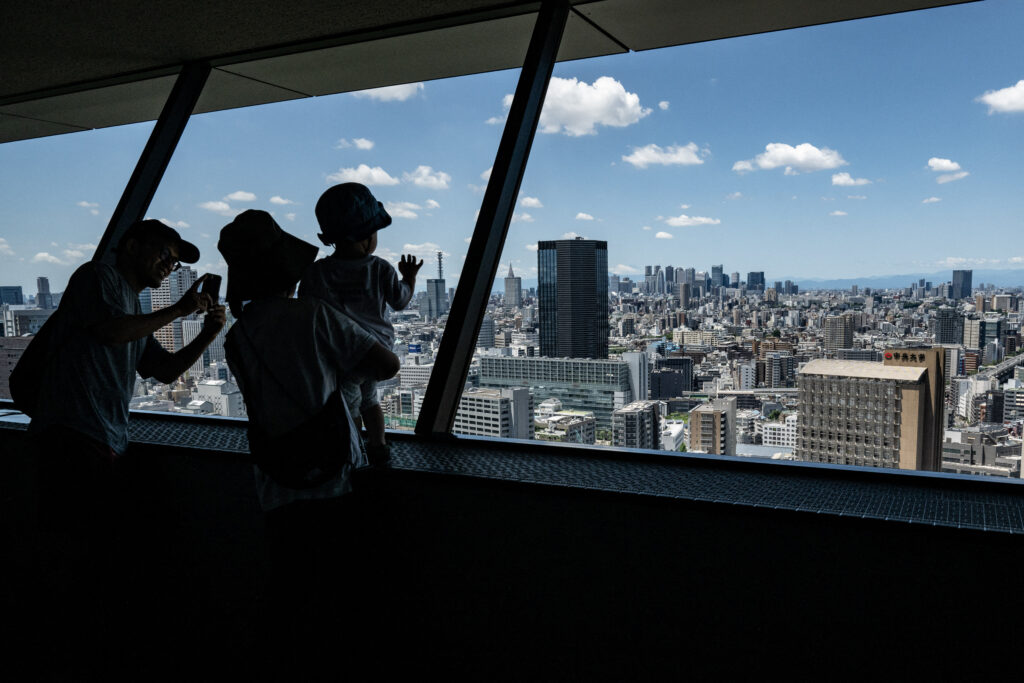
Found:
[399,254,424,280]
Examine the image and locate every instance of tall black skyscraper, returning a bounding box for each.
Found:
[36,276,52,310]
[746,271,765,291]
[952,269,973,300]
[538,238,608,359]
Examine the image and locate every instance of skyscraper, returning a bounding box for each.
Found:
[0,286,24,305]
[425,251,447,320]
[36,276,52,310]
[503,263,522,309]
[952,269,972,300]
[538,237,608,359]
[151,266,197,351]
[711,265,724,289]
[621,351,649,403]
[746,271,765,291]
[932,306,961,345]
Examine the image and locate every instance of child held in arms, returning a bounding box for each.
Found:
[300,183,423,465]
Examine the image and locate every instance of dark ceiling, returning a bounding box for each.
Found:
[0,0,975,143]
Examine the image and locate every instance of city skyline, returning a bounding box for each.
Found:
[1,0,1023,296]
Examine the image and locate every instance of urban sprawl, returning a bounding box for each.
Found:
[3,239,1022,478]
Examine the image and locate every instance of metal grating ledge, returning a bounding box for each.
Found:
[5,412,1024,535]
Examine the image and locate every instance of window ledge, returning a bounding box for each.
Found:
[4,402,1024,535]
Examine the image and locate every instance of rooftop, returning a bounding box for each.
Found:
[800,359,927,382]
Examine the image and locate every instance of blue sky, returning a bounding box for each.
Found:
[2,0,1023,295]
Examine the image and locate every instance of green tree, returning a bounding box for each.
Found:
[771,329,781,338]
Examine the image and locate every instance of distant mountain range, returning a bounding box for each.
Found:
[780,269,1024,291]
[503,268,1024,293]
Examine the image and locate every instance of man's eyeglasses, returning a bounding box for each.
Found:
[158,247,182,272]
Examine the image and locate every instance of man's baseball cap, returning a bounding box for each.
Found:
[119,219,200,264]
[315,183,392,245]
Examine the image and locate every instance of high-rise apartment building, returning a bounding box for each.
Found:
[823,314,854,356]
[612,400,661,450]
[952,269,973,300]
[688,397,736,455]
[503,263,522,310]
[538,237,608,359]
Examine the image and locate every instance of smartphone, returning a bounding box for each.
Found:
[202,274,222,302]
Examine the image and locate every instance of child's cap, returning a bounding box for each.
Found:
[315,183,392,245]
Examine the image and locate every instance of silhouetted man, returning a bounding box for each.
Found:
[28,219,225,674]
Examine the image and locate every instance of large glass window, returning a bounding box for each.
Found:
[473,0,1024,473]
[142,70,516,423]
[0,121,156,416]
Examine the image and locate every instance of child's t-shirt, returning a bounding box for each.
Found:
[299,254,412,347]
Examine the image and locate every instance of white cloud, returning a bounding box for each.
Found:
[562,232,583,239]
[199,200,239,217]
[733,142,847,174]
[922,197,942,204]
[225,190,256,202]
[937,256,997,268]
[611,264,641,275]
[327,164,400,186]
[575,213,595,221]
[351,83,424,101]
[481,167,492,181]
[526,244,539,252]
[353,137,374,149]
[511,212,534,223]
[937,171,969,184]
[642,226,652,231]
[976,79,1024,114]
[847,195,867,200]
[425,199,440,209]
[0,238,14,256]
[726,192,743,200]
[679,204,691,209]
[490,76,650,136]
[928,157,961,172]
[32,252,66,265]
[401,242,447,262]
[664,214,720,227]
[403,165,451,190]
[158,218,190,229]
[285,213,296,221]
[335,139,352,149]
[622,143,704,169]
[832,172,871,186]
[385,201,423,219]
[269,196,294,205]
[658,101,670,110]
[655,231,673,239]
[77,200,100,215]
[829,210,848,216]
[521,196,543,208]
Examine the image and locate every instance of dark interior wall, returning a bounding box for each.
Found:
[3,427,1022,679]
